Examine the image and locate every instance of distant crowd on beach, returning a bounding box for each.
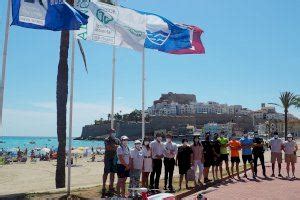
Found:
[100,129,298,198]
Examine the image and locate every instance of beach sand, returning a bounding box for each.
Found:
[0,156,106,196]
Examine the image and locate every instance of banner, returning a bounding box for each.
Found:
[11,0,89,31]
[75,0,203,54]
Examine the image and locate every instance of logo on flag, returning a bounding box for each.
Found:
[146,30,170,46]
[96,8,114,25]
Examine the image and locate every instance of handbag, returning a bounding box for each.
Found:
[186,168,195,181]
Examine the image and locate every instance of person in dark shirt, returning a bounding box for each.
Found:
[201,132,214,183]
[212,133,221,181]
[176,138,193,190]
[252,132,267,178]
[102,129,120,197]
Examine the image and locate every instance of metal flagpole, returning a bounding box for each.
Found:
[110,0,118,130]
[111,46,116,129]
[67,32,76,195]
[0,0,11,138]
[141,49,145,140]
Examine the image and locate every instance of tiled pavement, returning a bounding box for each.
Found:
[184,159,300,200]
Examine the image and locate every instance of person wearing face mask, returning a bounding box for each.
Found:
[176,138,193,190]
[217,131,231,179]
[212,133,221,181]
[269,132,284,177]
[142,137,152,187]
[150,132,165,189]
[239,131,254,178]
[163,133,177,192]
[202,132,214,183]
[129,140,143,194]
[283,134,298,179]
[102,129,120,197]
[191,135,204,186]
[253,132,266,178]
[116,135,130,197]
[229,134,242,179]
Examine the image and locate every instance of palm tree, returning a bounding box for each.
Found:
[269,92,297,140]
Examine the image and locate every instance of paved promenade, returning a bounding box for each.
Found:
[185,157,300,200]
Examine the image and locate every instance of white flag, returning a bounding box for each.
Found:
[75,0,146,51]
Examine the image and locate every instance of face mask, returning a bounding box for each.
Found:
[274,135,278,139]
[135,144,141,149]
[111,133,116,138]
[194,138,199,142]
[183,142,188,146]
[288,138,292,142]
[157,137,162,142]
[243,134,248,138]
[144,141,149,146]
[122,140,128,146]
[166,138,171,143]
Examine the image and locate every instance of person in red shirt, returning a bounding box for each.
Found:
[229,134,242,179]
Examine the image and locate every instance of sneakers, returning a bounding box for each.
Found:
[101,189,106,198]
[278,174,283,178]
[163,186,168,190]
[243,174,247,178]
[271,174,275,177]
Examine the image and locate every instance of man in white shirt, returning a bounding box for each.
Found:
[163,133,177,192]
[284,134,298,179]
[150,132,165,189]
[269,132,284,177]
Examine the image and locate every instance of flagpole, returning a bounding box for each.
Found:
[67,32,76,195]
[141,48,145,140]
[0,0,11,139]
[111,46,115,129]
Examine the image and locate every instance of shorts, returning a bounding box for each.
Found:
[285,154,297,164]
[203,155,213,167]
[271,152,282,164]
[117,164,130,178]
[220,154,229,162]
[104,158,117,173]
[231,157,240,163]
[242,155,253,164]
[212,156,221,166]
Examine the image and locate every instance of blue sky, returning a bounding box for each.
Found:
[0,0,300,137]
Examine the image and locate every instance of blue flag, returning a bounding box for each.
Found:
[11,0,88,31]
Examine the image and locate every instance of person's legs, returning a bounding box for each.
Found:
[286,162,290,177]
[185,174,189,189]
[109,172,115,191]
[141,172,146,187]
[231,161,234,177]
[212,165,215,181]
[164,159,169,189]
[179,174,183,190]
[154,159,162,189]
[121,177,127,197]
[278,163,282,176]
[225,160,231,177]
[215,165,219,179]
[102,173,108,191]
[150,159,157,189]
[168,158,175,190]
[220,161,223,179]
[271,152,275,176]
[236,162,240,178]
[259,154,266,176]
[291,162,296,177]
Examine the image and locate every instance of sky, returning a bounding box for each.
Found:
[0,0,300,137]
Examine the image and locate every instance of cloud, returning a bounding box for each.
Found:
[3,102,133,137]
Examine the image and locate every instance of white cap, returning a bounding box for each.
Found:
[287,134,293,138]
[121,135,129,140]
[134,140,141,144]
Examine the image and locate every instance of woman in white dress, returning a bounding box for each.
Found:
[142,137,152,187]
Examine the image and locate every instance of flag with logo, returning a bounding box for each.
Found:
[11,0,89,31]
[75,0,204,54]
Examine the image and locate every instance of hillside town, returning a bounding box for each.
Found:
[79,92,300,140]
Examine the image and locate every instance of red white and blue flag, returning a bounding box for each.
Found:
[169,25,205,54]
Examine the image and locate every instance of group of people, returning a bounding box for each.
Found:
[101,129,298,197]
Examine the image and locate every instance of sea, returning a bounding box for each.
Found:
[0,136,136,151]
